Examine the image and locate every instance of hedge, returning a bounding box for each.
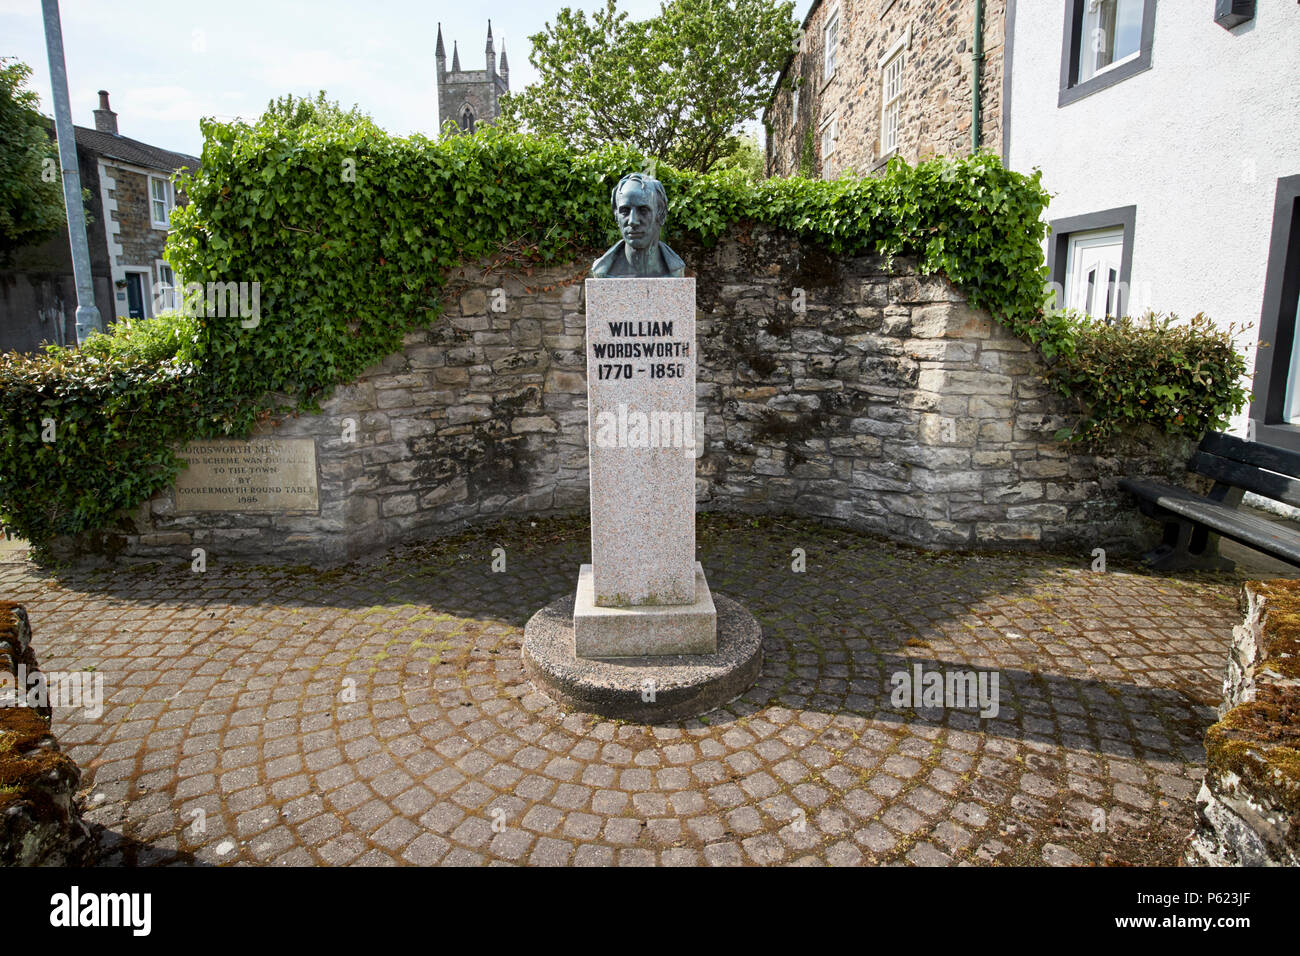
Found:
[0,111,1247,548]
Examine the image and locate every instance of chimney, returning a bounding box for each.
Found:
[93,90,118,135]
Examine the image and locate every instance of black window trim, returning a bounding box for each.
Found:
[1249,175,1300,451]
[1058,0,1157,107]
[1046,205,1136,317]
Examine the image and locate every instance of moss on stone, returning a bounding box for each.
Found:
[1205,685,1300,819]
[1248,579,1300,680]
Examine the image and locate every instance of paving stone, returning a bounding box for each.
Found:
[0,513,1236,867]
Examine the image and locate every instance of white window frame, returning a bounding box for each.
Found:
[816,115,837,180]
[791,85,799,120]
[153,259,179,314]
[1077,0,1143,84]
[821,114,842,158]
[878,27,910,157]
[148,175,173,229]
[1063,228,1124,320]
[822,7,840,82]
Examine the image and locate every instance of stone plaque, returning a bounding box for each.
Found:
[174,439,319,513]
[585,278,697,607]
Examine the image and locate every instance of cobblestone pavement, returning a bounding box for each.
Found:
[0,514,1252,866]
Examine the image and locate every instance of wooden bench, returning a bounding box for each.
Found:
[1120,431,1300,571]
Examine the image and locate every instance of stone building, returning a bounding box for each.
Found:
[0,91,198,351]
[435,21,509,135]
[764,0,1005,179]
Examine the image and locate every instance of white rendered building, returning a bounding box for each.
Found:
[1004,0,1300,446]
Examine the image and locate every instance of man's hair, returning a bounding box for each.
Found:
[612,172,668,225]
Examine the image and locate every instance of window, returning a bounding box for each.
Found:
[1077,0,1143,83]
[1059,0,1156,106]
[1249,176,1300,448]
[149,175,173,229]
[1064,228,1123,320]
[1046,206,1136,320]
[823,9,839,81]
[153,260,178,314]
[460,105,475,133]
[820,115,838,177]
[1284,291,1300,423]
[879,30,908,157]
[791,86,799,119]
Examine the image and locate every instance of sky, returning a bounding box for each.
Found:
[2,0,814,157]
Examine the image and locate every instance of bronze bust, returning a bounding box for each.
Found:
[590,172,685,279]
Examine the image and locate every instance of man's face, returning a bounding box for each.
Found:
[615,183,661,251]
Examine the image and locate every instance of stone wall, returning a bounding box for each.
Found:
[110,167,168,273]
[766,0,1005,179]
[0,602,95,866]
[1188,581,1300,867]
[74,222,1195,565]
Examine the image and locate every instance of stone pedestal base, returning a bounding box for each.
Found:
[574,562,716,658]
[522,592,762,723]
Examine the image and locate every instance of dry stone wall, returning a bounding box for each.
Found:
[1188,581,1300,867]
[81,223,1192,564]
[0,601,95,866]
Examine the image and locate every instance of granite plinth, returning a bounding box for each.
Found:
[585,278,697,606]
[522,591,762,723]
[574,562,716,658]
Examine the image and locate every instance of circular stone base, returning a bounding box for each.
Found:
[522,593,763,724]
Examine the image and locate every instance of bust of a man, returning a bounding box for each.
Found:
[590,172,685,279]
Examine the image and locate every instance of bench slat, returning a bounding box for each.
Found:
[1119,478,1300,566]
[1190,450,1300,508]
[1201,431,1300,479]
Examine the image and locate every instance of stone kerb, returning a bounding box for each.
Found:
[77,223,1191,563]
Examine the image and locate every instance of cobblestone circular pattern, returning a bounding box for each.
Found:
[0,514,1246,866]
[522,592,763,723]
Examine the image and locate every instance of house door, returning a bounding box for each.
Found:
[124,274,146,319]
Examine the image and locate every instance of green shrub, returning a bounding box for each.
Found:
[1046,311,1250,444]
[0,346,196,545]
[79,311,200,365]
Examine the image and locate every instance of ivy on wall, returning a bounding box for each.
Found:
[0,115,1244,549]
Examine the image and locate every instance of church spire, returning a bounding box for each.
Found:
[451,40,460,72]
[499,40,509,86]
[486,19,495,76]
[435,22,445,61]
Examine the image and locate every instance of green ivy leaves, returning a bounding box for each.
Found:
[0,110,1238,549]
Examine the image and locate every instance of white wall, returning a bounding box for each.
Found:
[1007,0,1300,434]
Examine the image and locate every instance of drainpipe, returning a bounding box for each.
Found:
[972,0,985,154]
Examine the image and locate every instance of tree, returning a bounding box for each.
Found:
[713,133,765,180]
[499,0,798,173]
[0,58,66,262]
[258,91,379,133]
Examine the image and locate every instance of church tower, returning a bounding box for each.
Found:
[435,21,509,135]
